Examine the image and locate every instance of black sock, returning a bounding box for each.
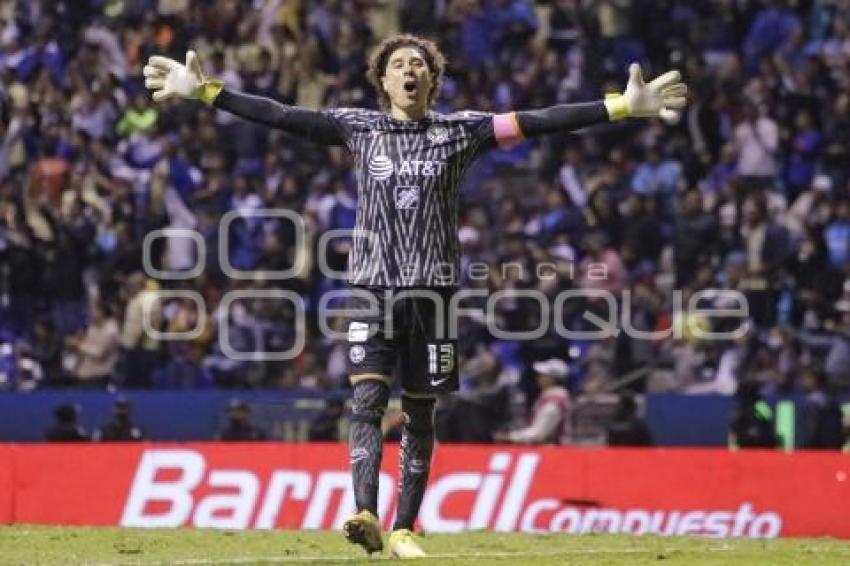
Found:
[393,395,435,531]
[349,380,389,516]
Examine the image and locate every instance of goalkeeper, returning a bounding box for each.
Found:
[144,34,686,559]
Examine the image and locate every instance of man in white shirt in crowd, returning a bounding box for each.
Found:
[734,102,779,180]
[494,358,572,445]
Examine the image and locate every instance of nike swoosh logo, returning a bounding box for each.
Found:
[430,376,451,387]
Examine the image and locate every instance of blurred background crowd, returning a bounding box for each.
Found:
[1,0,849,448]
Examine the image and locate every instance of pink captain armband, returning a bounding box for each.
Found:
[492,112,525,149]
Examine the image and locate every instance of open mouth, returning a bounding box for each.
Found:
[403,80,417,93]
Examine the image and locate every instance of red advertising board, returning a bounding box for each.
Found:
[1,443,849,538]
[0,445,12,524]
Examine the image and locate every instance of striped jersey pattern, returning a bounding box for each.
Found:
[323,108,495,287]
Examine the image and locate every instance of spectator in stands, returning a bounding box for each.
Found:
[783,109,822,201]
[799,368,844,449]
[217,399,267,441]
[577,231,626,294]
[11,340,43,392]
[734,102,779,183]
[93,397,144,442]
[606,393,652,446]
[631,146,683,199]
[739,194,793,326]
[580,335,617,394]
[824,201,850,271]
[154,296,213,389]
[45,403,88,442]
[116,93,158,138]
[0,86,17,181]
[439,350,512,443]
[784,174,833,239]
[494,359,572,445]
[674,189,717,287]
[63,302,121,389]
[728,381,778,449]
[743,0,801,73]
[798,300,850,391]
[119,273,161,389]
[31,318,64,386]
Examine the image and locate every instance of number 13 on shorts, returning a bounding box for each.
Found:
[427,342,454,375]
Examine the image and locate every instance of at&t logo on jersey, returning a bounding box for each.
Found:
[399,160,446,176]
[367,155,447,181]
[368,155,394,181]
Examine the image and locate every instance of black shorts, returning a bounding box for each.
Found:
[345,286,459,394]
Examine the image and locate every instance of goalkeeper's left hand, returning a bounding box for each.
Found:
[604,63,687,124]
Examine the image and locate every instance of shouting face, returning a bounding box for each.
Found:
[381,46,433,120]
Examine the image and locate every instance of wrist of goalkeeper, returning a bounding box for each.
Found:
[197,79,224,105]
[603,93,630,121]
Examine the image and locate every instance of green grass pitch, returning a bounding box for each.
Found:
[0,526,847,565]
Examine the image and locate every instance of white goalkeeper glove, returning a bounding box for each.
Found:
[142,50,223,105]
[604,63,688,124]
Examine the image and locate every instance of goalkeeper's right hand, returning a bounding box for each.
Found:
[143,50,223,105]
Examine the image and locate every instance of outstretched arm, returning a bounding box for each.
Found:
[143,51,347,146]
[212,89,347,145]
[492,64,687,147]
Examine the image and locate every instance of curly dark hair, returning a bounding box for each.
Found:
[366,34,445,112]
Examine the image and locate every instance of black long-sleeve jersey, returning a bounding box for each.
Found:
[215,90,608,287]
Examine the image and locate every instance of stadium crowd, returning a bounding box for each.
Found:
[1,0,849,448]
